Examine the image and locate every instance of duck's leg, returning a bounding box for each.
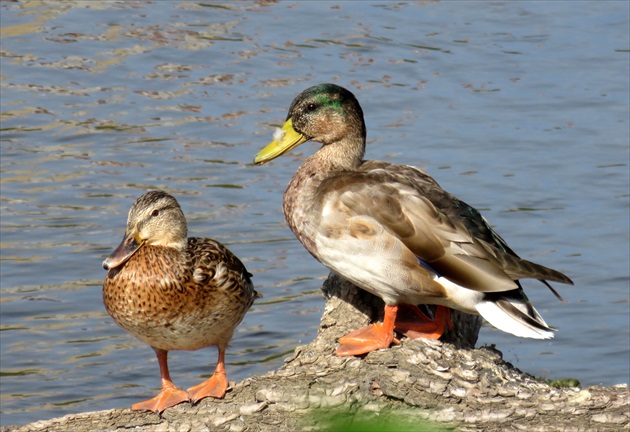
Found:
[336,304,400,356]
[131,349,189,413]
[395,305,452,339]
[187,347,229,402]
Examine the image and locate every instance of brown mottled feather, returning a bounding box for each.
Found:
[102,190,259,354]
[103,238,257,352]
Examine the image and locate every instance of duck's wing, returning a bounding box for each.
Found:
[417,172,573,290]
[187,238,260,301]
[323,161,571,294]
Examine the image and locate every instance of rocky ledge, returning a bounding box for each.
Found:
[4,274,628,432]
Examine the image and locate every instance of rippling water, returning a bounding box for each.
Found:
[1,1,628,427]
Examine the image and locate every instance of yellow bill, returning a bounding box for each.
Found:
[254,119,308,165]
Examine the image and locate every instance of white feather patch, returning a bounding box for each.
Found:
[272,127,285,142]
[193,268,205,283]
[476,301,554,339]
[214,262,228,285]
[434,275,553,339]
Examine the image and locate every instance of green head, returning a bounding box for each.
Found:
[254,83,366,164]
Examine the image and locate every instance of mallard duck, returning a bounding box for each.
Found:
[254,83,573,357]
[102,190,260,413]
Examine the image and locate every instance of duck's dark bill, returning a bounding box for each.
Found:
[103,232,143,270]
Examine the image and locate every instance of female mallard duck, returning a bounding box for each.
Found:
[102,190,260,413]
[254,83,573,357]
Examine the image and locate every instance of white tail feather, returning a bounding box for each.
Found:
[476,301,554,339]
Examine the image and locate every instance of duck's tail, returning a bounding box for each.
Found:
[476,291,554,339]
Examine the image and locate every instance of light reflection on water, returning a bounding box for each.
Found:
[1,0,629,427]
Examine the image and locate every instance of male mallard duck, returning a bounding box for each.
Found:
[102,190,260,413]
[254,83,573,357]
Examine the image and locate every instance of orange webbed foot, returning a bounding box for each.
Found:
[187,372,229,402]
[335,322,399,356]
[395,305,451,340]
[335,304,401,357]
[131,385,189,413]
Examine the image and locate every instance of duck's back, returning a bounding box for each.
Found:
[358,160,502,248]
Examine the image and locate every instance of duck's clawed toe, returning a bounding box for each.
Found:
[335,322,399,357]
[187,372,229,403]
[131,386,189,414]
[394,304,451,340]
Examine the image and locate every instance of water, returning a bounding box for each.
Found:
[1,1,628,427]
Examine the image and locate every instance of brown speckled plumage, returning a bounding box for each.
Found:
[102,190,259,413]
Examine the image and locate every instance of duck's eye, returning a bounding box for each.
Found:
[306,103,317,112]
[151,209,160,217]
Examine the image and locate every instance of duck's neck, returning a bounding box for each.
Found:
[308,133,366,173]
[282,134,365,257]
